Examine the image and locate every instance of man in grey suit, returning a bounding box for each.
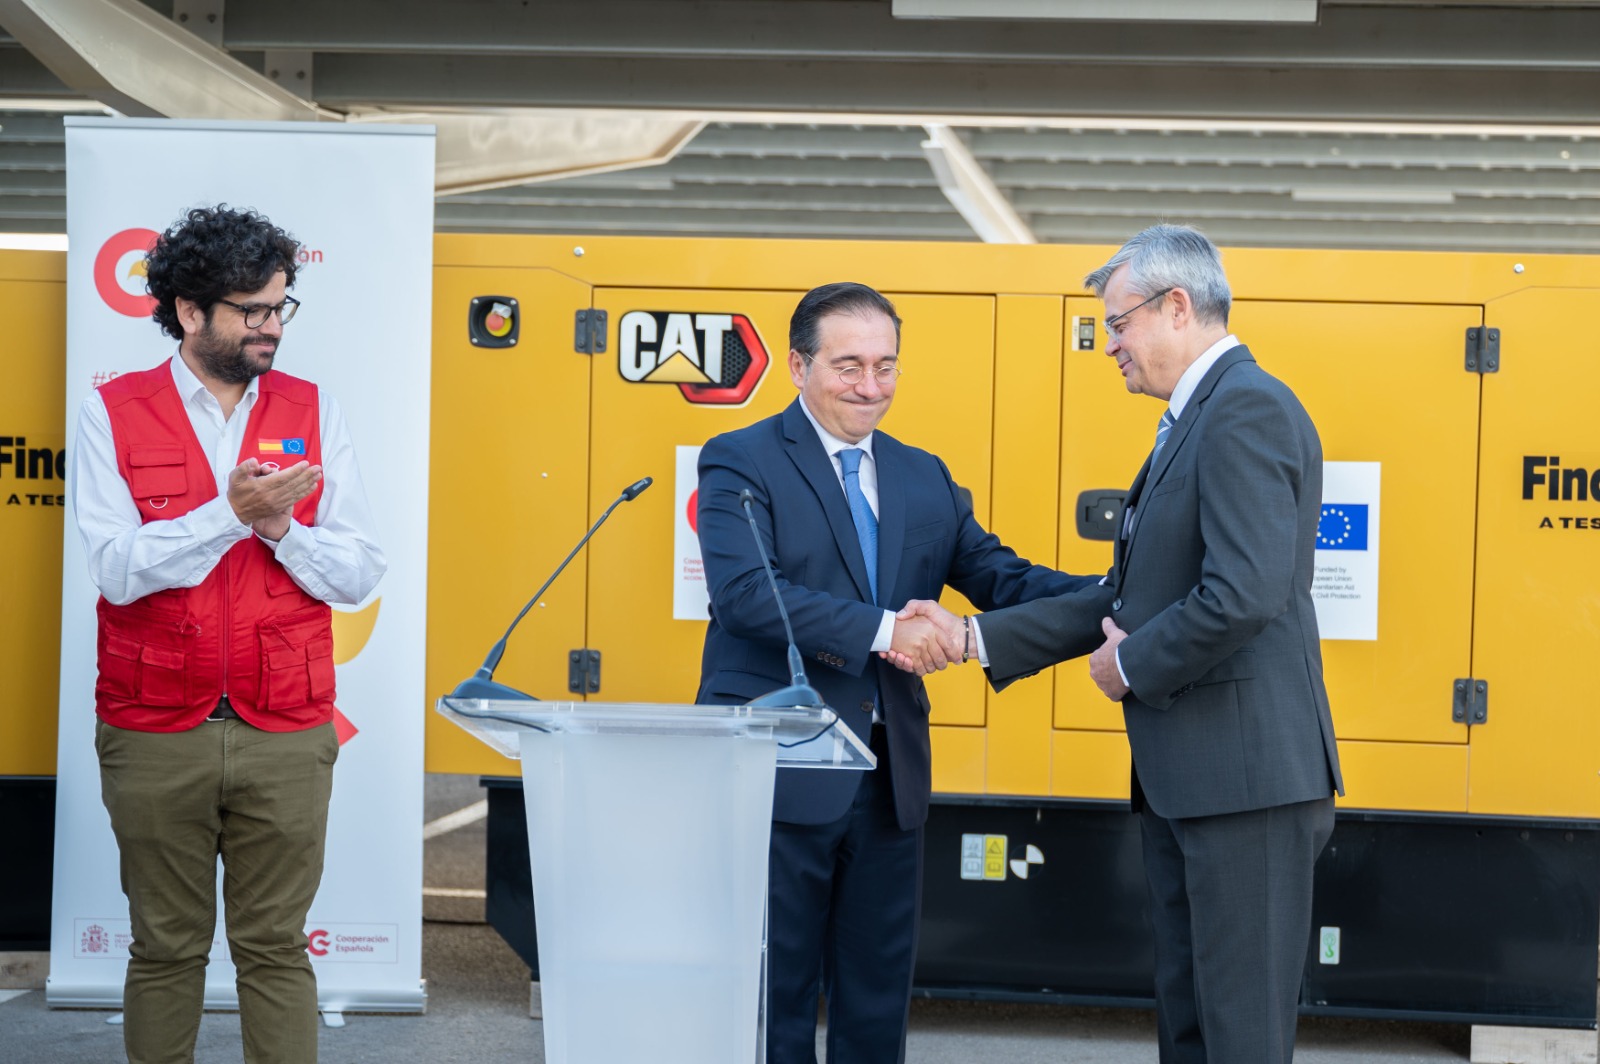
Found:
[895,224,1343,1063]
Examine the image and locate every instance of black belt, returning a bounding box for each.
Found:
[205,696,239,722]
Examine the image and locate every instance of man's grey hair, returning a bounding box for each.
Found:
[1084,224,1231,328]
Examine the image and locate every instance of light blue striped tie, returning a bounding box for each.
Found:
[1151,408,1175,465]
[838,448,879,604]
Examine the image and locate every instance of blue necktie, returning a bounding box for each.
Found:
[1124,410,1176,543]
[838,448,878,604]
[1151,408,1175,465]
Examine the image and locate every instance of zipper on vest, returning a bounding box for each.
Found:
[221,551,231,700]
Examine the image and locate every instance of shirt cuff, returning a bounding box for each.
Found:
[263,519,309,558]
[871,610,895,654]
[1115,646,1129,687]
[196,495,255,551]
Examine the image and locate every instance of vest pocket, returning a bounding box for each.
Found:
[260,611,336,710]
[99,633,188,707]
[127,446,187,499]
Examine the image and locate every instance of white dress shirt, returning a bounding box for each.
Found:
[1167,334,1239,422]
[795,398,897,654]
[73,353,386,607]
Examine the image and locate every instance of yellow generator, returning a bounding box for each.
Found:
[5,235,1599,1028]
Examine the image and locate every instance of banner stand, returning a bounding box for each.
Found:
[51,118,434,1012]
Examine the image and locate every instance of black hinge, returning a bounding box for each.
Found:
[1465,326,1500,374]
[574,309,608,354]
[568,649,601,694]
[1452,677,1488,725]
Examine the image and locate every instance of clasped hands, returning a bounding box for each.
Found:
[880,600,968,676]
[882,601,1134,701]
[227,458,322,542]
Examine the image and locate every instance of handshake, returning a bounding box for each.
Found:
[880,600,968,676]
[880,600,1134,701]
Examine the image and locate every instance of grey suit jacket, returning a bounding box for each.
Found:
[982,345,1344,819]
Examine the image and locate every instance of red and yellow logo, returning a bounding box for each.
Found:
[93,228,160,317]
[617,311,770,406]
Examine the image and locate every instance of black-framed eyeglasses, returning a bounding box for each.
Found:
[214,295,300,329]
[804,354,901,386]
[1103,288,1173,342]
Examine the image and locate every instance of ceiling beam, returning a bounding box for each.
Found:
[616,157,1600,200]
[1006,189,1600,223]
[432,201,974,238]
[1031,214,1600,253]
[0,0,326,119]
[442,183,953,212]
[162,2,1600,72]
[920,124,1034,243]
[681,125,1600,170]
[304,53,1600,127]
[348,108,704,194]
[892,0,1317,23]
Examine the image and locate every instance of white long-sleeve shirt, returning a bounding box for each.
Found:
[72,354,387,607]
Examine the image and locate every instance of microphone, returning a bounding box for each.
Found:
[738,488,825,711]
[447,477,653,702]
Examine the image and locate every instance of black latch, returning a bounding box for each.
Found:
[574,309,608,354]
[1076,489,1127,541]
[568,649,601,694]
[1452,677,1488,725]
[1465,326,1500,374]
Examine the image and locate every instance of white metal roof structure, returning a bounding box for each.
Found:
[0,0,1596,251]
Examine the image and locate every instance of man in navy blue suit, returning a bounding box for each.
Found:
[695,282,1094,1062]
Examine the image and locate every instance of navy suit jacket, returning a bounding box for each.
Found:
[696,400,1093,831]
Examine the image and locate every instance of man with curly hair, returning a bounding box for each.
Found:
[71,204,386,1063]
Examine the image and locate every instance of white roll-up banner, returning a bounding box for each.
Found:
[51,118,434,1011]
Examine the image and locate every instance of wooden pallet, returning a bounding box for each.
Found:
[0,952,47,990]
[1471,1026,1598,1064]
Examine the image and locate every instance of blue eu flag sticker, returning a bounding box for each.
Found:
[283,438,307,455]
[1318,504,1368,551]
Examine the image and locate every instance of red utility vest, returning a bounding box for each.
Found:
[94,360,335,733]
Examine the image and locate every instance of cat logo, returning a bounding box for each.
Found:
[617,310,770,407]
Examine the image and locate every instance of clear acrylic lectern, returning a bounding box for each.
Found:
[437,697,874,1064]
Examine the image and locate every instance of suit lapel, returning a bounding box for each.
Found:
[1118,345,1255,583]
[1115,457,1152,591]
[781,401,876,605]
[873,435,906,608]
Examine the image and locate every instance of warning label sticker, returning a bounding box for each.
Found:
[961,833,1009,881]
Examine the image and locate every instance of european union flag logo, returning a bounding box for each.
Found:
[1318,504,1369,551]
[282,438,306,455]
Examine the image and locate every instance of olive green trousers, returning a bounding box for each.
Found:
[96,719,338,1064]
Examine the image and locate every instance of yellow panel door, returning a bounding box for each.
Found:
[583,289,998,767]
[0,255,66,776]
[983,295,1067,798]
[1470,286,1600,818]
[1055,298,1481,810]
[425,266,594,775]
